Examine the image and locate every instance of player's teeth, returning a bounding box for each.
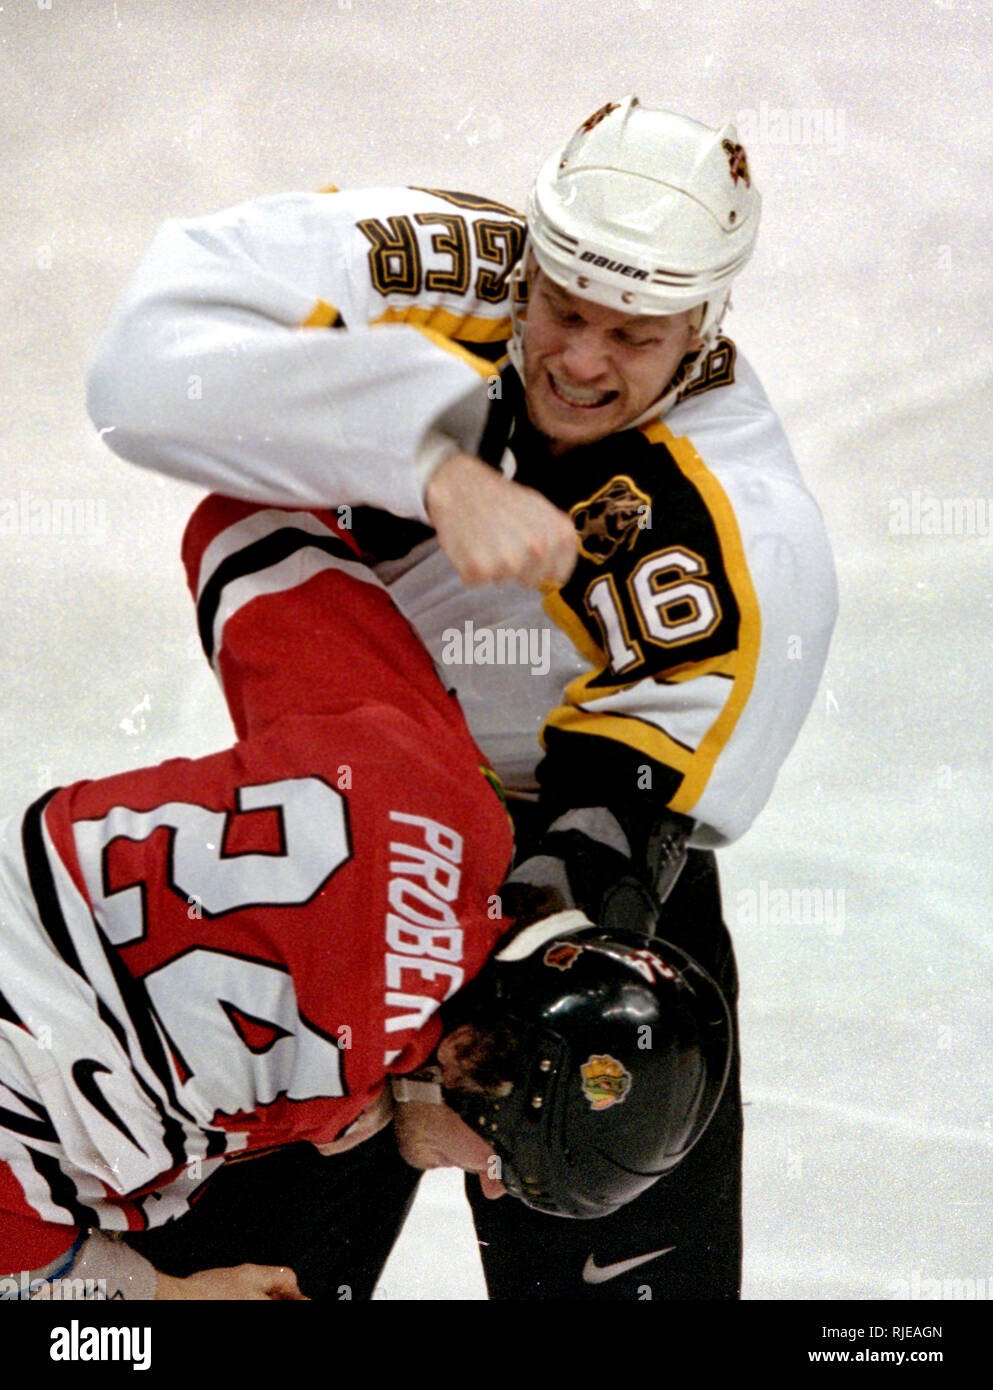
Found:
[551,376,612,406]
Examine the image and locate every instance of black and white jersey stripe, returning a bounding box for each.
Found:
[0,808,237,1230]
[192,507,384,668]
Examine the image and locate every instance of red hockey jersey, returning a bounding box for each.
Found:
[0,633,512,1272]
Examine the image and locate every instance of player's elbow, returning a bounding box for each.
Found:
[86,352,125,458]
[87,321,142,445]
[86,313,181,467]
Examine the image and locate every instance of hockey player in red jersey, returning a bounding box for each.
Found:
[2,506,735,1300]
[87,97,838,1299]
[0,536,517,1297]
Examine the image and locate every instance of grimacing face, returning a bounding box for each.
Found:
[521,269,702,454]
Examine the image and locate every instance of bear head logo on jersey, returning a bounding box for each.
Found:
[571,476,651,563]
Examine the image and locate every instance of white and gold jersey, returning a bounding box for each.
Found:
[89,186,837,853]
[88,186,523,518]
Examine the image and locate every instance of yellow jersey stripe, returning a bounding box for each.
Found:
[658,651,738,684]
[404,324,495,379]
[300,299,342,328]
[640,420,762,815]
[542,705,695,773]
[542,589,604,670]
[371,303,512,344]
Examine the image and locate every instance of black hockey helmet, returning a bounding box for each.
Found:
[445,911,732,1219]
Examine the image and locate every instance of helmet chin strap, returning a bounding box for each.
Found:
[628,298,723,426]
[506,253,529,381]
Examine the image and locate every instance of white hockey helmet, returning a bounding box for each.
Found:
[522,95,761,349]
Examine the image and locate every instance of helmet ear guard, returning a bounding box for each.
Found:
[445,919,733,1219]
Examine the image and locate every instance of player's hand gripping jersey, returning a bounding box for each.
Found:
[0,631,512,1274]
[89,185,837,924]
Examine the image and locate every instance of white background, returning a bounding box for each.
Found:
[1,0,990,1301]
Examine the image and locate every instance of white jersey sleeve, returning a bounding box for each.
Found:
[651,354,837,844]
[86,187,524,520]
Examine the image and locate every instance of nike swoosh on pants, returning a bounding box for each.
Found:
[582,1247,676,1284]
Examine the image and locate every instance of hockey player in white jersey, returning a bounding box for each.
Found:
[87,96,838,1299]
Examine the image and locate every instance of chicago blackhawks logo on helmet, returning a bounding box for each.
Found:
[544,942,583,971]
[722,138,751,188]
[580,1054,632,1111]
[571,475,651,564]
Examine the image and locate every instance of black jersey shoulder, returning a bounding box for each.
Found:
[506,406,742,686]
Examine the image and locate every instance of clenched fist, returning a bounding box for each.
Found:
[426,451,578,589]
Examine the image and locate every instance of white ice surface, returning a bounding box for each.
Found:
[1,0,990,1301]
